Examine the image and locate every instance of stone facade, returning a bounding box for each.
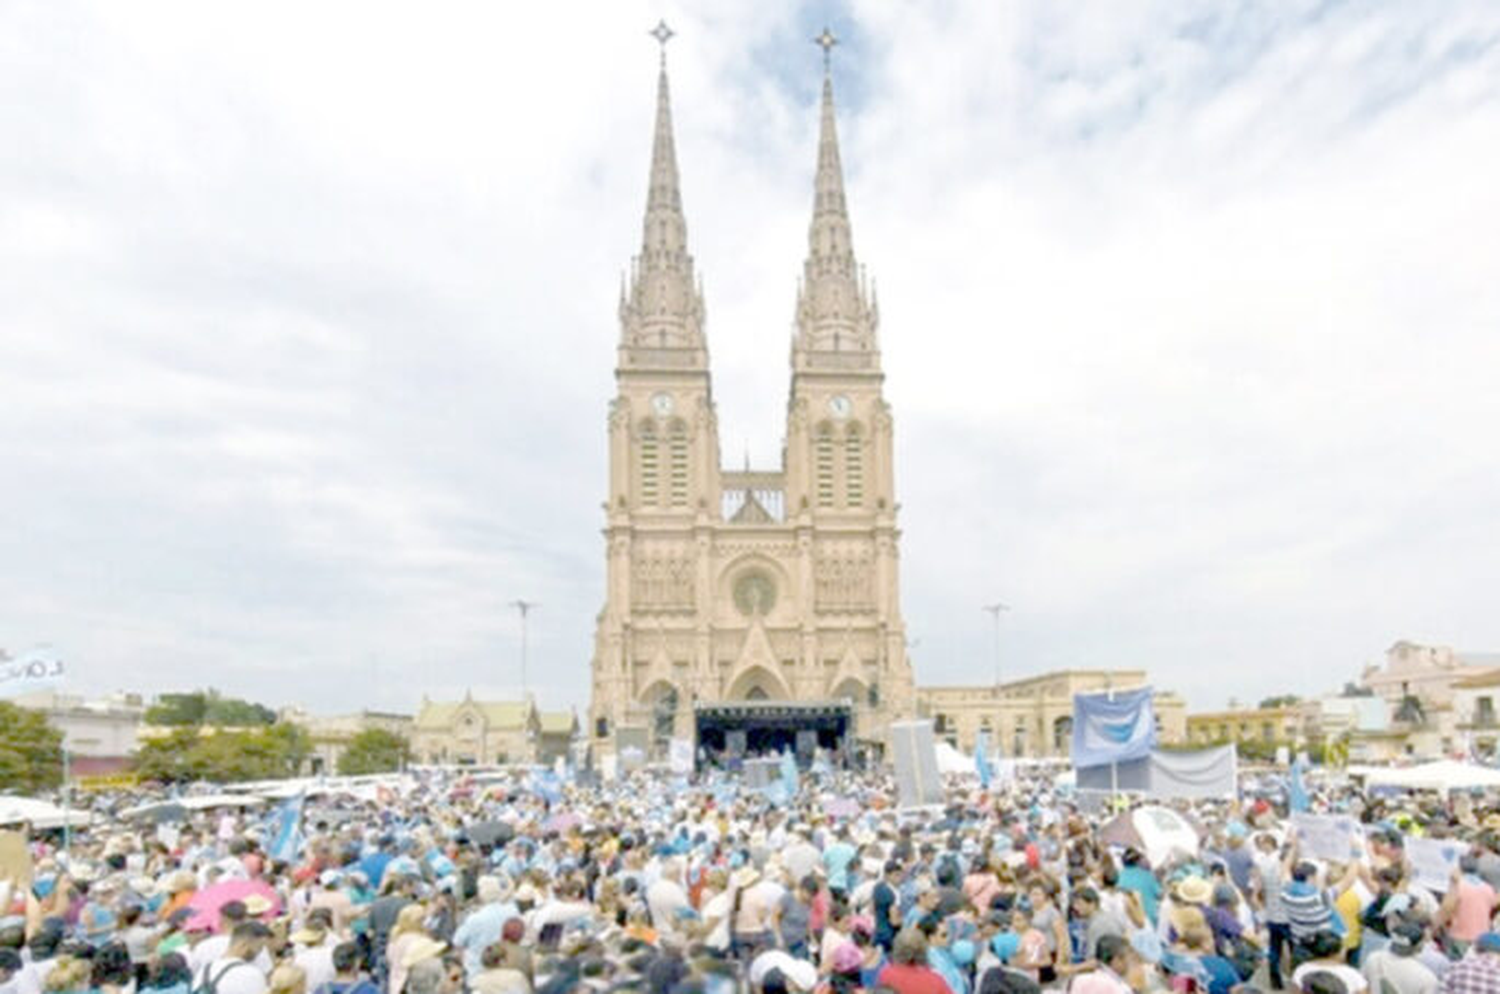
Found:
[589,56,914,758]
[410,697,538,766]
[1185,706,1306,750]
[1359,640,1500,758]
[277,708,413,775]
[918,671,1185,758]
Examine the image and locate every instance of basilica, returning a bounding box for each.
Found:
[588,37,915,763]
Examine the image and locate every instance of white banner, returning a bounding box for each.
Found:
[1291,812,1363,862]
[1407,837,1466,892]
[668,738,694,775]
[0,649,65,699]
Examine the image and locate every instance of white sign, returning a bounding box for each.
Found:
[668,738,694,775]
[1407,837,1466,892]
[599,753,619,782]
[0,649,65,699]
[1291,812,1362,862]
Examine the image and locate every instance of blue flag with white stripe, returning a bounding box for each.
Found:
[975,730,993,788]
[267,793,304,862]
[1072,687,1157,769]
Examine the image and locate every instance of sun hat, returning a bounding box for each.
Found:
[400,936,448,969]
[242,895,274,916]
[1175,877,1213,905]
[732,867,761,889]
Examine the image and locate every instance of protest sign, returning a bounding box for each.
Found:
[1290,812,1362,861]
[1407,837,1465,892]
[0,831,32,888]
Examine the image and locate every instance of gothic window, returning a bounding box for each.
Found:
[844,424,864,507]
[746,686,769,701]
[639,421,660,506]
[668,418,689,508]
[652,686,678,745]
[815,422,835,509]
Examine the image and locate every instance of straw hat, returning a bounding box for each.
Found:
[243,894,274,916]
[400,935,448,969]
[732,866,761,890]
[1174,877,1213,906]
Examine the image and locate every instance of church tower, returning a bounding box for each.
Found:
[589,28,913,764]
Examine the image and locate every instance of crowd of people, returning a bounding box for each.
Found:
[3,763,1500,994]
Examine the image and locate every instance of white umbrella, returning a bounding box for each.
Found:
[0,796,93,830]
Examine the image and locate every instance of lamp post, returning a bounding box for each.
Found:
[510,600,539,702]
[981,603,1009,687]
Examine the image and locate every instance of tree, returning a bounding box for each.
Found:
[144,692,209,726]
[202,698,276,726]
[1259,694,1302,710]
[132,722,311,783]
[337,729,412,775]
[0,702,65,792]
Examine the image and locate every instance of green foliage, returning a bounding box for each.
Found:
[144,690,275,728]
[133,722,311,783]
[1258,694,1302,710]
[144,692,209,726]
[337,728,412,775]
[0,702,65,792]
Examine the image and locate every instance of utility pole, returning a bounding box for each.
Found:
[982,603,1009,688]
[510,600,539,702]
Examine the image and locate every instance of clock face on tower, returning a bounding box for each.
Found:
[650,392,674,417]
[828,395,852,418]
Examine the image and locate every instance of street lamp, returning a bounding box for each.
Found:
[510,600,539,702]
[982,603,1009,688]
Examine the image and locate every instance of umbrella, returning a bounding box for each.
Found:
[467,820,515,848]
[120,802,189,825]
[183,879,282,933]
[1098,806,1199,868]
[0,797,93,831]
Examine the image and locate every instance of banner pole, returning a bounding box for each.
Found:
[62,744,72,859]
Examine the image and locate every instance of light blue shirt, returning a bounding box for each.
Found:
[452,901,520,975]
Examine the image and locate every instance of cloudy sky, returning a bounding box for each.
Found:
[3,1,1498,716]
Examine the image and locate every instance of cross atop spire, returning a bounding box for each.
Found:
[619,22,707,366]
[813,27,838,73]
[649,19,674,68]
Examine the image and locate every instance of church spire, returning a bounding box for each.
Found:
[620,21,706,364]
[794,28,877,370]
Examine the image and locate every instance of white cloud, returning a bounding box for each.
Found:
[1,1,1497,714]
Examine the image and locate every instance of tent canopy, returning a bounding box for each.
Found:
[1361,760,1500,791]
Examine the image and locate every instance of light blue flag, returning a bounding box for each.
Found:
[1071,687,1157,769]
[267,793,304,862]
[779,750,799,799]
[531,771,563,805]
[975,730,993,789]
[1288,757,1310,813]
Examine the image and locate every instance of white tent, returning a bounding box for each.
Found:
[178,793,266,811]
[0,796,93,830]
[1362,760,1500,791]
[934,740,973,776]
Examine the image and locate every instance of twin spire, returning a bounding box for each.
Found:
[620,24,876,369]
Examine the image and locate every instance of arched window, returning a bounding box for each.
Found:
[652,686,678,745]
[844,424,864,507]
[746,686,769,701]
[1053,716,1073,755]
[668,419,689,508]
[639,421,659,506]
[815,423,835,509]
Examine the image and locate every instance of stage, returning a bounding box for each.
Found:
[694,699,852,767]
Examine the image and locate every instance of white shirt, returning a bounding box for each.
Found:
[646,878,690,937]
[194,958,269,994]
[294,944,337,993]
[191,939,274,977]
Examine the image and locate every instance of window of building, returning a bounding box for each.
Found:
[815,424,835,508]
[668,420,689,508]
[844,425,863,507]
[640,423,659,506]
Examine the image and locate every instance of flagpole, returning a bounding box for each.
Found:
[62,743,72,859]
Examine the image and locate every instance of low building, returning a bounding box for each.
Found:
[1186,705,1307,753]
[916,670,1186,759]
[1452,670,1500,760]
[277,708,413,775]
[536,710,580,766]
[410,695,539,766]
[1359,641,1500,758]
[12,691,145,777]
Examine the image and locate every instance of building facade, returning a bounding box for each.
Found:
[917,671,1186,759]
[1359,640,1500,758]
[1185,705,1307,752]
[589,49,914,758]
[277,708,413,775]
[13,691,145,777]
[410,697,539,766]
